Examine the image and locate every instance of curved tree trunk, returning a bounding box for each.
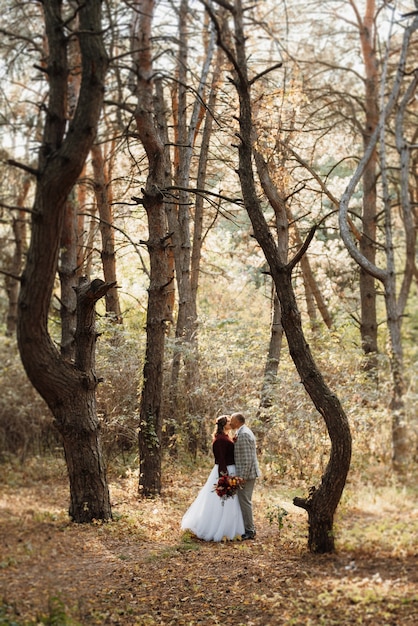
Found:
[17,0,111,522]
[211,0,352,552]
[276,268,352,553]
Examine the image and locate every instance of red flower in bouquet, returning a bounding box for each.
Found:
[213,474,244,502]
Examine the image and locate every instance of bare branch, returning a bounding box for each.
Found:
[0,202,32,214]
[7,160,39,177]
[249,62,283,86]
[287,225,317,272]
[0,269,21,282]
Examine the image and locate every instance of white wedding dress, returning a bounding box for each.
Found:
[181,464,245,542]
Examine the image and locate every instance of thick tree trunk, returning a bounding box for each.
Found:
[63,421,110,523]
[17,0,110,522]
[63,278,114,521]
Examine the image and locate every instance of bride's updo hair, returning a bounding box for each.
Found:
[213,414,229,438]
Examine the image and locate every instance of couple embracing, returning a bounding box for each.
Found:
[181,412,260,542]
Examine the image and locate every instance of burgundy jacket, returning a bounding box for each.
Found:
[212,434,235,475]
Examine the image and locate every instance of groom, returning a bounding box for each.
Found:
[230,412,260,540]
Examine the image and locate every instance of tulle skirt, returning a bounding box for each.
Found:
[181,464,245,542]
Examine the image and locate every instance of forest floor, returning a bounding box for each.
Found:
[0,457,417,625]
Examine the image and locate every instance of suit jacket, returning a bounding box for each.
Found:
[234,424,260,480]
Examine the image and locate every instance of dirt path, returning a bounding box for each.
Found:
[1,464,417,625]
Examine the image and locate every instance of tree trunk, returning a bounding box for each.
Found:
[137,190,170,495]
[168,0,192,431]
[253,139,287,411]
[5,179,28,336]
[131,0,173,496]
[17,0,110,522]
[214,0,352,552]
[59,191,78,361]
[91,142,122,323]
[385,307,409,472]
[300,259,319,332]
[274,268,351,553]
[66,277,114,521]
[187,42,224,455]
[76,163,88,279]
[391,75,418,470]
[259,291,282,410]
[357,0,379,367]
[57,0,83,362]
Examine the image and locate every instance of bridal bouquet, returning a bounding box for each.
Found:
[213,474,244,502]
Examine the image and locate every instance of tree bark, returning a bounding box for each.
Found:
[17,0,111,522]
[253,138,287,410]
[187,40,224,454]
[67,277,115,521]
[168,0,194,442]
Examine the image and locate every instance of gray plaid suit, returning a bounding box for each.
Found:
[234,424,260,533]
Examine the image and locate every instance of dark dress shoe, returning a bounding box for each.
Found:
[241,530,256,540]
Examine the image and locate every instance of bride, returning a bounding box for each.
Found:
[181,415,245,542]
